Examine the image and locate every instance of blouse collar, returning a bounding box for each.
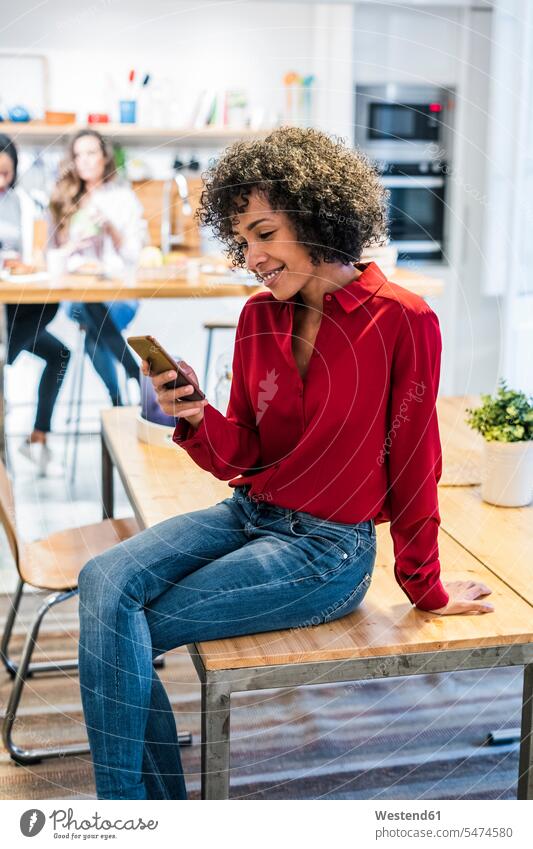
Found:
[333,261,387,313]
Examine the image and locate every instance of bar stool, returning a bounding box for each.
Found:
[63,325,130,485]
[203,318,238,390]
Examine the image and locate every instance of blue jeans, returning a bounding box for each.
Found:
[77,484,377,800]
[67,302,139,404]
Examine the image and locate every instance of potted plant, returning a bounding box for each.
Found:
[465,379,533,507]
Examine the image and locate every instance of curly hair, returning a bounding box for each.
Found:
[197,126,389,267]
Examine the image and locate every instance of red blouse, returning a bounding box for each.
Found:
[174,261,450,612]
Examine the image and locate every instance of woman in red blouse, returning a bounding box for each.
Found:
[78,127,493,800]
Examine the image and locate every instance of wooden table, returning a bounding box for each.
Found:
[0,264,444,304]
[100,399,533,799]
[0,269,261,304]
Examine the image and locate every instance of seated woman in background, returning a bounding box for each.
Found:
[0,134,70,476]
[49,129,143,405]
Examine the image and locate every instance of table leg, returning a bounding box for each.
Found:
[201,676,231,800]
[518,664,533,799]
[101,432,114,519]
[0,306,7,463]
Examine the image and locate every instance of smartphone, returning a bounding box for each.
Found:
[127,335,205,401]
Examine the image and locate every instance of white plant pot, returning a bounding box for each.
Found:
[481,439,533,507]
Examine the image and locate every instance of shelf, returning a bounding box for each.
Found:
[0,122,272,147]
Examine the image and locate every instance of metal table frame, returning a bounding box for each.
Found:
[187,644,533,800]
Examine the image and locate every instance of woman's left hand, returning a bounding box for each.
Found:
[428,580,494,615]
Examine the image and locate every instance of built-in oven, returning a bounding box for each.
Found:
[378,161,446,260]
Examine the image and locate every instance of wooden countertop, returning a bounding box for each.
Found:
[0,265,444,304]
[0,270,258,304]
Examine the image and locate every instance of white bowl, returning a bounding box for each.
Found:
[136,413,177,448]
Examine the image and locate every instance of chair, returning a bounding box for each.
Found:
[202,318,238,391]
[0,458,141,764]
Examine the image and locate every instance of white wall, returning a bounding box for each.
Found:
[0,0,315,127]
[353,3,467,85]
[312,4,355,138]
[353,3,499,396]
[445,6,501,396]
[1,1,355,179]
[484,0,533,395]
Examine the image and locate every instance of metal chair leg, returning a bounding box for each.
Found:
[0,578,79,679]
[1,580,165,677]
[1,587,187,764]
[0,576,25,677]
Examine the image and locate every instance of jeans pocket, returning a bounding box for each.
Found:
[289,515,360,562]
[322,571,373,623]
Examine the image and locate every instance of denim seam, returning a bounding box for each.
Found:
[296,535,349,560]
[323,572,373,623]
[289,523,359,561]
[233,493,357,568]
[106,566,178,796]
[143,744,170,800]
[358,536,377,554]
[293,513,372,532]
[171,560,372,620]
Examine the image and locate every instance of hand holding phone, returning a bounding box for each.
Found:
[128,335,208,427]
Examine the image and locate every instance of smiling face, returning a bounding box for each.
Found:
[0,152,15,192]
[72,134,106,185]
[232,190,320,300]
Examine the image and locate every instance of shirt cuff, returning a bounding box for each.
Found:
[172,415,204,448]
[409,578,449,612]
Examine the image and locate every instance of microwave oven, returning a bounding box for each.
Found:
[355,84,454,162]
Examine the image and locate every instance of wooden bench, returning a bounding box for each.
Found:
[100,402,533,800]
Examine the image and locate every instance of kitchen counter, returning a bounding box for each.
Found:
[0,264,444,304]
